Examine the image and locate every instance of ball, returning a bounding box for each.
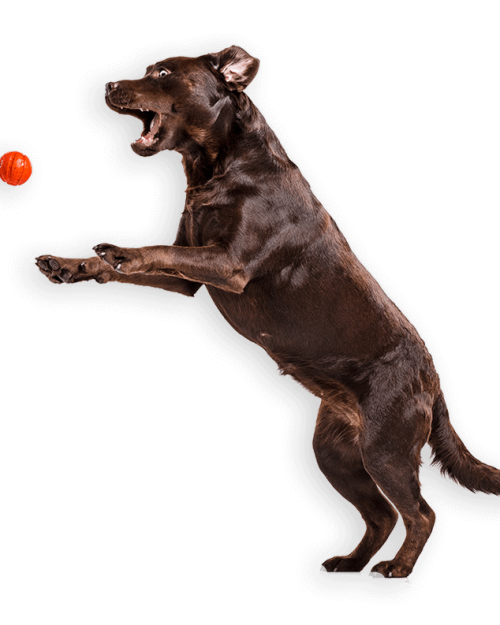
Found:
[0,151,32,186]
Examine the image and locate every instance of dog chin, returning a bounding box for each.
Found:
[131,141,161,157]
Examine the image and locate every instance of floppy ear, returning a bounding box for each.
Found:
[210,46,260,92]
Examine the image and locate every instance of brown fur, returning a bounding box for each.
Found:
[36,46,500,578]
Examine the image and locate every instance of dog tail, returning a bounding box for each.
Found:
[428,392,500,494]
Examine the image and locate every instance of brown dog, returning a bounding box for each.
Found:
[36,46,500,578]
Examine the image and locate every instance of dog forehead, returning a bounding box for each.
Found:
[149,56,205,73]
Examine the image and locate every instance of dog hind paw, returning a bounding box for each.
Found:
[322,556,366,572]
[370,560,412,578]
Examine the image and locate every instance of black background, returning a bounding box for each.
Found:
[5,5,499,614]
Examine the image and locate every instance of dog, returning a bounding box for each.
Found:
[36,45,500,578]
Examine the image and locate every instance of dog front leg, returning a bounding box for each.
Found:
[93,243,249,294]
[36,254,201,296]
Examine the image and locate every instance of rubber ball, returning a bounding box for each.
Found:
[0,152,32,186]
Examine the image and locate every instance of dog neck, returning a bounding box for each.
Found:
[180,93,291,190]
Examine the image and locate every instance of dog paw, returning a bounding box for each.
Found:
[93,243,141,274]
[36,255,110,284]
[322,556,366,572]
[370,560,412,578]
[36,255,85,284]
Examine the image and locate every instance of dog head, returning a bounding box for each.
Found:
[105,46,260,157]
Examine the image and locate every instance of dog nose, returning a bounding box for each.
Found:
[105,82,118,95]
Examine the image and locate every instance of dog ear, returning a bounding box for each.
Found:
[209,46,260,92]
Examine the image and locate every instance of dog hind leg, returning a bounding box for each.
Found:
[361,396,436,578]
[313,399,398,572]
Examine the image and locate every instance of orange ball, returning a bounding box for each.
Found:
[0,151,32,186]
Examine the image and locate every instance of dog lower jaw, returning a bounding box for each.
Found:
[131,122,164,157]
[131,140,161,157]
[134,132,158,148]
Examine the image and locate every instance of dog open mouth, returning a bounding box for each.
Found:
[133,110,162,147]
[108,98,163,147]
[134,111,161,146]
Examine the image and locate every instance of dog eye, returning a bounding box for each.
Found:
[159,69,170,77]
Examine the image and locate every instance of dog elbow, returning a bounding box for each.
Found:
[224,268,249,294]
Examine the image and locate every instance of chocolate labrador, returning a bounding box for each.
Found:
[36,46,500,578]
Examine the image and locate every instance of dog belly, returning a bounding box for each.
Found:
[207,282,391,396]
